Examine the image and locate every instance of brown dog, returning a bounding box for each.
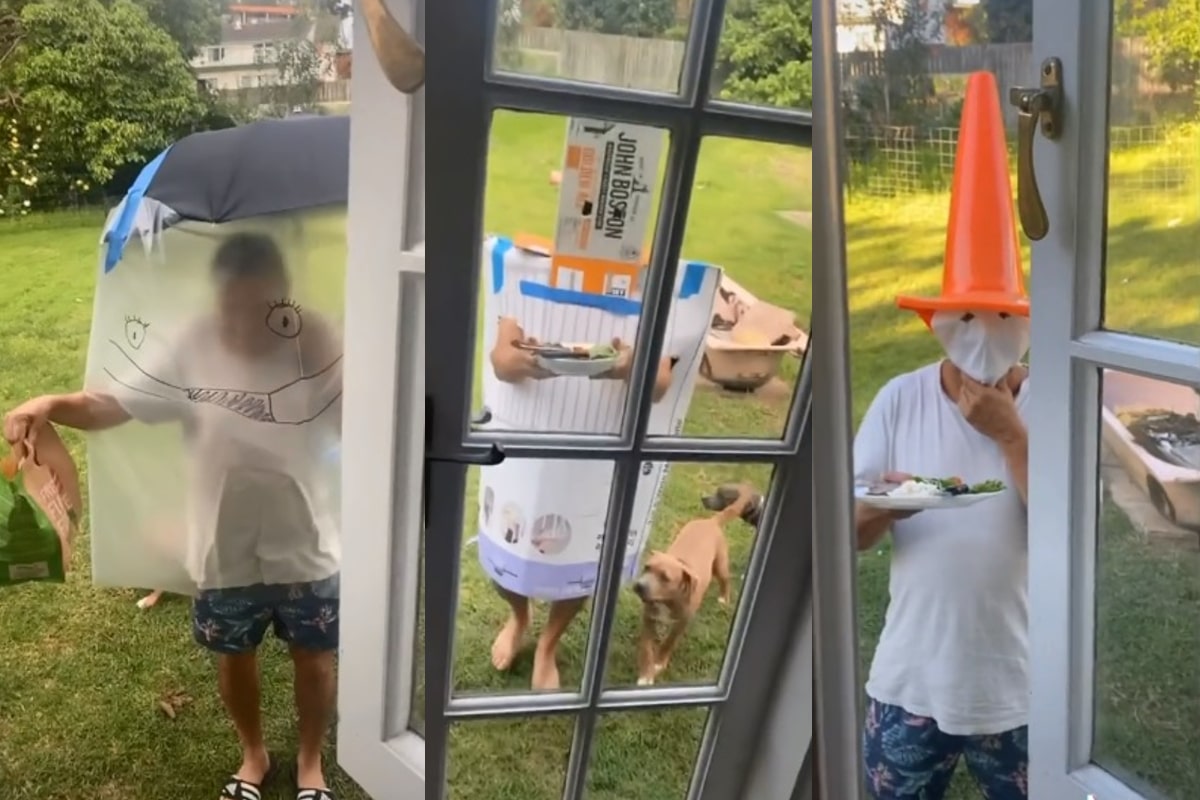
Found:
[632,484,756,686]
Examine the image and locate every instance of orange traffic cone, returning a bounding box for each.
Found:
[896,71,1028,326]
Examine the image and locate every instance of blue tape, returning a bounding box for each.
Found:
[104,146,172,273]
[679,261,709,299]
[518,281,643,316]
[490,237,512,293]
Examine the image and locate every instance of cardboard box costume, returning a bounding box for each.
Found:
[476,236,719,600]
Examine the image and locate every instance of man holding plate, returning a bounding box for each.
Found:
[852,72,1032,800]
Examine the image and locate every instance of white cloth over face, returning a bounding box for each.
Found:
[85,214,345,595]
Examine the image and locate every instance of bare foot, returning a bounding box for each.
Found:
[137,590,165,610]
[531,648,561,691]
[490,614,528,672]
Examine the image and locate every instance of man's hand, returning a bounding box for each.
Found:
[855,470,920,550]
[957,376,1025,444]
[490,317,553,384]
[876,471,920,520]
[4,396,56,462]
[592,337,674,401]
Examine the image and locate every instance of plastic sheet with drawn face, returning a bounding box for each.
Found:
[84,206,347,596]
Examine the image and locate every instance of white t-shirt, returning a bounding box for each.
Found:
[111,315,343,591]
[853,361,1030,735]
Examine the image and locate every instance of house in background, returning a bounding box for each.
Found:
[227,3,302,26]
[192,17,317,91]
[837,0,982,53]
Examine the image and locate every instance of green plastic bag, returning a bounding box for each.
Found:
[0,475,66,586]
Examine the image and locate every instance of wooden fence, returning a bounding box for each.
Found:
[517,28,685,93]
[516,29,1178,128]
[220,79,351,109]
[840,39,1175,128]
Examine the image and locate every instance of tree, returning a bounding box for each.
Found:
[0,0,33,112]
[716,0,811,109]
[1122,0,1200,91]
[12,0,205,191]
[261,39,328,117]
[125,0,223,59]
[981,0,1032,44]
[559,0,676,37]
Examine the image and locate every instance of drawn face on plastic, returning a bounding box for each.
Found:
[930,309,1030,385]
[105,275,342,427]
[216,272,300,357]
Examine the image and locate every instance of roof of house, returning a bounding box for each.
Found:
[220,19,303,44]
[229,4,301,15]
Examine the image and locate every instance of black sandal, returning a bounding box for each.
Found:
[297,790,337,800]
[220,756,277,800]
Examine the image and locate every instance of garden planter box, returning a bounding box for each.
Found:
[702,275,808,391]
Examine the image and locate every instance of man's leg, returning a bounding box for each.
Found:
[193,588,274,792]
[275,575,341,792]
[962,726,1029,800]
[491,581,531,672]
[531,596,587,691]
[862,698,963,800]
[292,646,338,790]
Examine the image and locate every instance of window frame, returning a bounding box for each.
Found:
[425,1,814,798]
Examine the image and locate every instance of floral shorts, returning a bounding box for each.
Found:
[192,574,340,655]
[863,698,1029,800]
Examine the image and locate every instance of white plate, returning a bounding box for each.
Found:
[853,486,1006,511]
[535,343,618,377]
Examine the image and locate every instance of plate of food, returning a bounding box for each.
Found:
[517,341,620,377]
[854,476,1007,511]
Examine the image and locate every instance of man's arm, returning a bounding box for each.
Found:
[852,382,902,551]
[856,503,896,552]
[999,429,1029,505]
[48,391,132,431]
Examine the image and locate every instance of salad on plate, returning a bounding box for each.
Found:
[855,476,1007,510]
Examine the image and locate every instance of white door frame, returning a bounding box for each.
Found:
[425,0,814,798]
[1027,1,1194,799]
[336,0,426,797]
[810,0,864,797]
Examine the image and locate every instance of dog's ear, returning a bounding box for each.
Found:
[677,562,700,597]
[700,494,722,512]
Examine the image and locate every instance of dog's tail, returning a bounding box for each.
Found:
[714,485,756,524]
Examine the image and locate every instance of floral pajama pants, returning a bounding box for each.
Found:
[863,698,1029,800]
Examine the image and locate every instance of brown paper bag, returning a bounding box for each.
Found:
[0,424,82,583]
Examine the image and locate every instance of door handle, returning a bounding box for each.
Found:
[423,396,506,529]
[1008,58,1064,242]
[424,395,506,466]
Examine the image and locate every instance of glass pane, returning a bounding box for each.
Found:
[711,0,812,111]
[1102,2,1200,344]
[475,109,679,437]
[1093,368,1200,798]
[603,461,775,689]
[491,0,688,94]
[587,706,711,798]
[667,136,810,440]
[453,460,619,694]
[447,715,573,798]
[412,526,426,735]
